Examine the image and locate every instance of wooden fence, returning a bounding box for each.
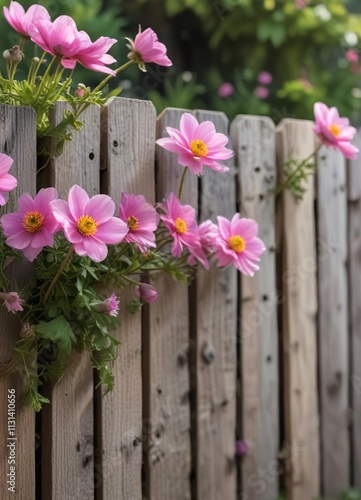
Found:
[0,97,360,500]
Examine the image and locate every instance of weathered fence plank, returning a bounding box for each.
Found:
[317,146,350,495]
[231,115,279,499]
[96,97,156,500]
[192,110,237,500]
[143,108,195,500]
[42,103,100,500]
[348,131,361,491]
[0,105,37,499]
[276,119,320,500]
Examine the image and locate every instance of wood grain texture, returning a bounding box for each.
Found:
[0,105,36,500]
[42,102,100,500]
[143,108,194,500]
[192,110,237,500]
[231,115,279,500]
[276,119,320,500]
[317,146,349,496]
[348,131,361,490]
[96,97,156,500]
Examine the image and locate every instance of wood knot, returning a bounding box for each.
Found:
[202,342,215,364]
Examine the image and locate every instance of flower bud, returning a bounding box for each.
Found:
[135,283,158,303]
[32,56,40,63]
[3,50,11,62]
[75,83,87,98]
[4,45,24,64]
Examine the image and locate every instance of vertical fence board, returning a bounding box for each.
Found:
[349,131,361,490]
[42,103,100,500]
[317,147,349,495]
[97,97,156,499]
[0,105,36,499]
[231,115,279,499]
[193,110,237,500]
[276,119,320,500]
[143,108,194,500]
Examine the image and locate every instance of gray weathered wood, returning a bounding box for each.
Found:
[348,131,361,490]
[144,108,194,500]
[318,146,349,495]
[231,115,279,500]
[0,105,36,500]
[276,119,320,500]
[96,97,156,500]
[42,102,100,500]
[193,110,237,500]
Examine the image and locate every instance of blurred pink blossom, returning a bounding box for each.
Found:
[346,49,359,63]
[136,283,158,303]
[218,82,234,97]
[255,86,269,99]
[257,71,272,85]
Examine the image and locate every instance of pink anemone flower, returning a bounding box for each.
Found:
[135,283,158,303]
[3,1,50,38]
[313,102,359,160]
[0,153,17,206]
[160,192,208,268]
[257,71,273,85]
[0,291,24,313]
[156,113,234,175]
[119,192,159,253]
[213,214,265,276]
[198,220,220,253]
[29,15,117,73]
[126,26,172,71]
[1,188,59,262]
[100,293,119,317]
[50,185,128,262]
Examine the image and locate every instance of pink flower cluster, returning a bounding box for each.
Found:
[255,71,273,100]
[4,1,117,74]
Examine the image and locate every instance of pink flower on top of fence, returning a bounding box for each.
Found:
[0,153,17,206]
[3,1,50,38]
[29,15,117,74]
[0,291,24,313]
[50,185,128,262]
[313,102,359,160]
[126,27,172,72]
[156,112,233,175]
[135,283,158,303]
[1,187,59,261]
[119,192,159,253]
[213,214,265,276]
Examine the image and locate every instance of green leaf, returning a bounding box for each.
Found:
[35,315,76,359]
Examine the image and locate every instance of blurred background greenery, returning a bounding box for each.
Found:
[1,0,361,123]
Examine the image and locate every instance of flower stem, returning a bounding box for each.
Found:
[274,143,322,196]
[178,167,188,201]
[93,59,134,94]
[43,246,74,303]
[122,275,141,286]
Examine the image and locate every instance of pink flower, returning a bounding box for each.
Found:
[100,293,119,317]
[255,86,269,99]
[135,283,158,303]
[218,82,234,98]
[1,188,59,262]
[346,49,359,63]
[3,1,50,38]
[29,15,117,73]
[313,102,359,160]
[160,192,208,268]
[235,440,248,456]
[295,0,307,9]
[0,291,24,313]
[119,192,159,253]
[0,153,17,206]
[50,185,128,262]
[213,214,265,276]
[198,220,220,253]
[126,27,172,71]
[156,113,233,175]
[257,71,272,85]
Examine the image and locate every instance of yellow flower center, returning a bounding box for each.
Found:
[328,124,342,137]
[190,139,208,158]
[22,211,44,233]
[228,235,246,253]
[175,217,187,234]
[77,215,98,236]
[127,215,139,231]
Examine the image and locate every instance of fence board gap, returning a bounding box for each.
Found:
[192,109,237,500]
[317,146,350,495]
[41,102,100,500]
[348,130,361,490]
[276,119,320,500]
[0,104,37,500]
[231,115,279,500]
[96,97,156,500]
